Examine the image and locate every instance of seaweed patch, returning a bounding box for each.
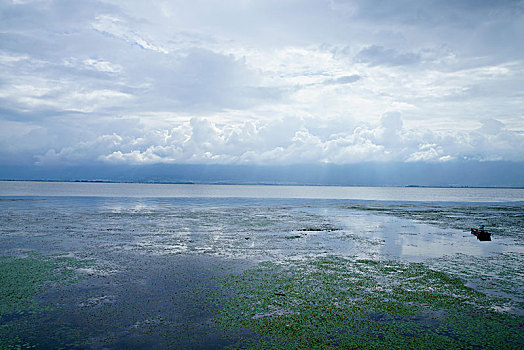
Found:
[212,256,523,349]
[0,253,92,349]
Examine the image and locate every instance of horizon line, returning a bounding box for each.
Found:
[1,179,523,190]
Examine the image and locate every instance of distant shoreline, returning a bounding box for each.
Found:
[1,179,523,189]
[2,161,523,188]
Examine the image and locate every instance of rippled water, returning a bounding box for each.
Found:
[1,197,521,259]
[1,182,523,347]
[1,187,523,305]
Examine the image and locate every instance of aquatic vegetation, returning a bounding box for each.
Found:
[1,196,522,348]
[0,253,90,315]
[213,257,523,349]
[431,252,524,312]
[0,253,92,349]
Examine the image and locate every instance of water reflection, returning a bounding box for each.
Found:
[1,196,522,305]
[332,209,518,262]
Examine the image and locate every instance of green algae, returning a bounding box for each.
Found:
[431,252,524,312]
[0,254,86,315]
[0,253,92,349]
[212,257,523,349]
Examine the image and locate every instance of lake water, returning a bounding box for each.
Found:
[0,181,522,302]
[1,181,523,347]
[1,181,523,202]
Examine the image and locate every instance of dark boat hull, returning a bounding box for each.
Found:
[471,228,491,241]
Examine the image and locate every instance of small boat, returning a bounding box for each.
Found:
[471,228,491,241]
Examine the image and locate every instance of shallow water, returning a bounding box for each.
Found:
[1,195,522,303]
[1,197,521,260]
[0,183,523,347]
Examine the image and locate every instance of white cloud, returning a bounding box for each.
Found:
[28,114,524,166]
[92,14,169,54]
[82,58,122,73]
[0,0,523,167]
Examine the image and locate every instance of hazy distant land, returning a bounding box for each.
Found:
[2,161,524,188]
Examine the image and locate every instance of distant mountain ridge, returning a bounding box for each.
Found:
[1,161,523,188]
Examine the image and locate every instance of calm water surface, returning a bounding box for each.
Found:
[1,181,523,310]
[1,181,523,202]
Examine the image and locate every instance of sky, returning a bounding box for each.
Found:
[1,0,523,171]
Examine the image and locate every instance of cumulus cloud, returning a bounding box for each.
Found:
[28,114,524,166]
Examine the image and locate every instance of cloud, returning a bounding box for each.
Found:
[82,58,122,73]
[478,118,505,135]
[0,0,523,169]
[153,48,282,111]
[323,75,361,85]
[356,45,421,66]
[25,113,524,166]
[379,111,403,131]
